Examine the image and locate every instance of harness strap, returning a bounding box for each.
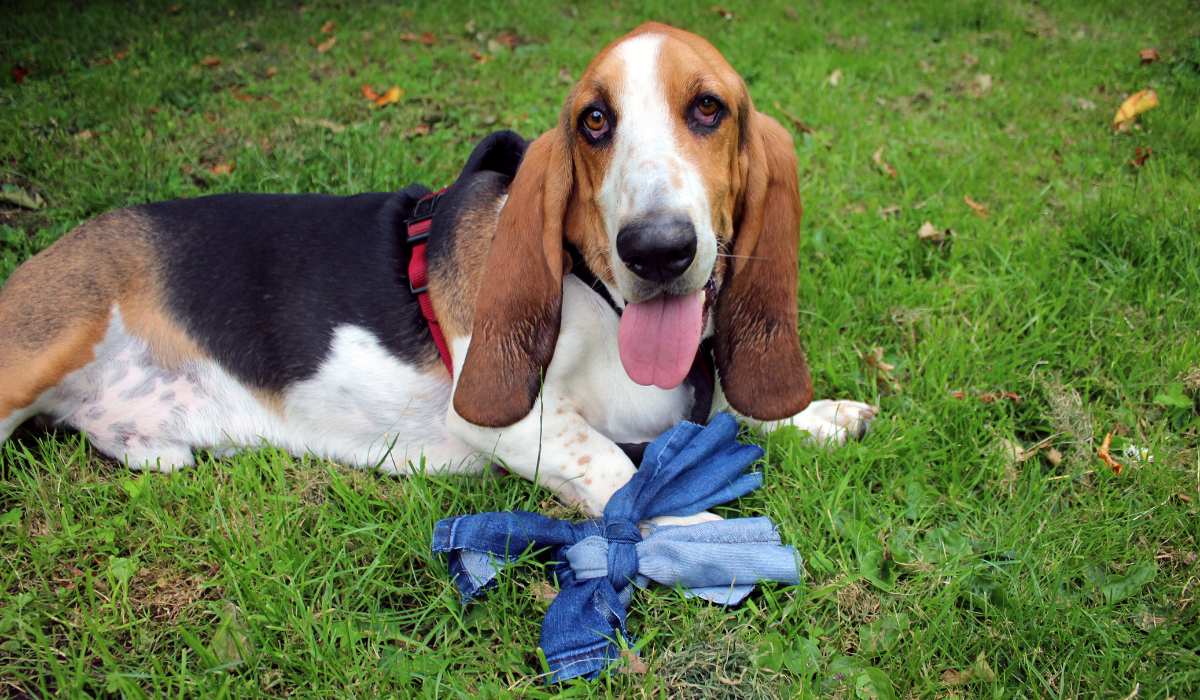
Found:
[407,188,454,377]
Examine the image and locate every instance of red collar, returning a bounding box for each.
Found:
[406,188,454,377]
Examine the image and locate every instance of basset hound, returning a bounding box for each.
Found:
[0,23,877,516]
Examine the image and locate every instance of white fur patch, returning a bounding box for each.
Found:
[597,32,717,301]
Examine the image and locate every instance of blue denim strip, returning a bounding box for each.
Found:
[431,413,803,683]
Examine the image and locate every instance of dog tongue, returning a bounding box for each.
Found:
[618,290,705,389]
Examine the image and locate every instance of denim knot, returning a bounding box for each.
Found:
[604,520,641,544]
[604,520,641,590]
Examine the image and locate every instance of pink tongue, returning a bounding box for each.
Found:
[618,290,705,389]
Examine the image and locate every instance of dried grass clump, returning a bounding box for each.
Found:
[653,636,784,700]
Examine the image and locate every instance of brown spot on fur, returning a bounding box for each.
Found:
[579,455,592,466]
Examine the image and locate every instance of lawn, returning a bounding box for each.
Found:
[1,0,1198,697]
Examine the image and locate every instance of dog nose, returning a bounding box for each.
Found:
[615,217,697,283]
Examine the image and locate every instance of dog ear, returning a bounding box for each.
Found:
[453,129,574,428]
[713,112,814,420]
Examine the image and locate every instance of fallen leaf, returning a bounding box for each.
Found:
[873,147,897,177]
[74,129,94,141]
[266,66,277,77]
[0,186,45,210]
[401,31,435,46]
[496,32,520,48]
[293,117,345,133]
[471,50,493,65]
[557,67,573,84]
[169,3,182,12]
[115,50,130,60]
[964,195,989,218]
[1175,493,1193,504]
[203,112,216,123]
[620,649,648,674]
[917,221,954,245]
[536,581,558,602]
[863,347,902,395]
[317,36,337,53]
[950,390,966,399]
[998,438,1025,465]
[1112,89,1158,133]
[373,86,403,107]
[321,21,336,34]
[210,163,235,175]
[1097,433,1123,475]
[843,203,867,215]
[711,5,736,20]
[878,205,901,217]
[962,52,979,67]
[826,68,843,86]
[361,83,379,101]
[968,73,993,97]
[400,124,431,139]
[1046,448,1063,465]
[199,57,221,68]
[12,67,29,84]
[979,391,1020,404]
[211,602,253,665]
[941,653,995,685]
[1129,146,1153,168]
[1140,48,1161,65]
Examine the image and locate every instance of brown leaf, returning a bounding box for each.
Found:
[199,57,221,68]
[471,50,493,65]
[711,5,736,20]
[917,221,954,245]
[557,67,574,84]
[950,390,966,399]
[115,50,130,60]
[496,32,520,48]
[401,31,435,46]
[1140,48,1161,65]
[535,581,558,602]
[373,86,403,107]
[862,347,901,395]
[962,52,979,67]
[878,205,901,217]
[400,124,431,139]
[1046,448,1063,465]
[872,146,897,177]
[997,438,1025,465]
[1097,433,1123,475]
[1112,89,1158,133]
[1129,146,1153,168]
[964,195,989,218]
[361,83,379,101]
[266,66,277,77]
[169,3,182,12]
[968,73,993,97]
[843,203,867,215]
[316,36,337,53]
[979,391,1020,404]
[620,649,648,674]
[321,21,336,34]
[941,653,996,685]
[210,163,235,176]
[75,129,94,141]
[12,66,29,84]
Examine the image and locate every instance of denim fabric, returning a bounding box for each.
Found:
[430,413,802,683]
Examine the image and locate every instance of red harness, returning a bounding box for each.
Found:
[406,188,454,377]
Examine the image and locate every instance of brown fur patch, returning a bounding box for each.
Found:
[0,209,211,418]
[453,134,573,427]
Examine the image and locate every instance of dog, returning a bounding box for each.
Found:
[0,23,877,517]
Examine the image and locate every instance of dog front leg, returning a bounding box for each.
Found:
[446,395,638,516]
[713,384,879,445]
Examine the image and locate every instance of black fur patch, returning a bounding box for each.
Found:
[143,186,432,391]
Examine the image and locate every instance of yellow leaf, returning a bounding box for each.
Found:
[316,36,336,53]
[1112,89,1158,133]
[373,86,403,107]
[361,83,379,101]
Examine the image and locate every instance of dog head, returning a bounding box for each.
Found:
[454,22,813,428]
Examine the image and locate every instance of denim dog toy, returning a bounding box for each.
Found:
[431,413,802,682]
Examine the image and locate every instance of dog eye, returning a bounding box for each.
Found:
[693,96,721,124]
[583,109,608,137]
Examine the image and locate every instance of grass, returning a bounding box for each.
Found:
[1,0,1198,697]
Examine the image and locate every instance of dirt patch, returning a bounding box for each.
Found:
[653,635,784,700]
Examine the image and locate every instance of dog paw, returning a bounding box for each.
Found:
[639,510,723,537]
[798,399,878,445]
